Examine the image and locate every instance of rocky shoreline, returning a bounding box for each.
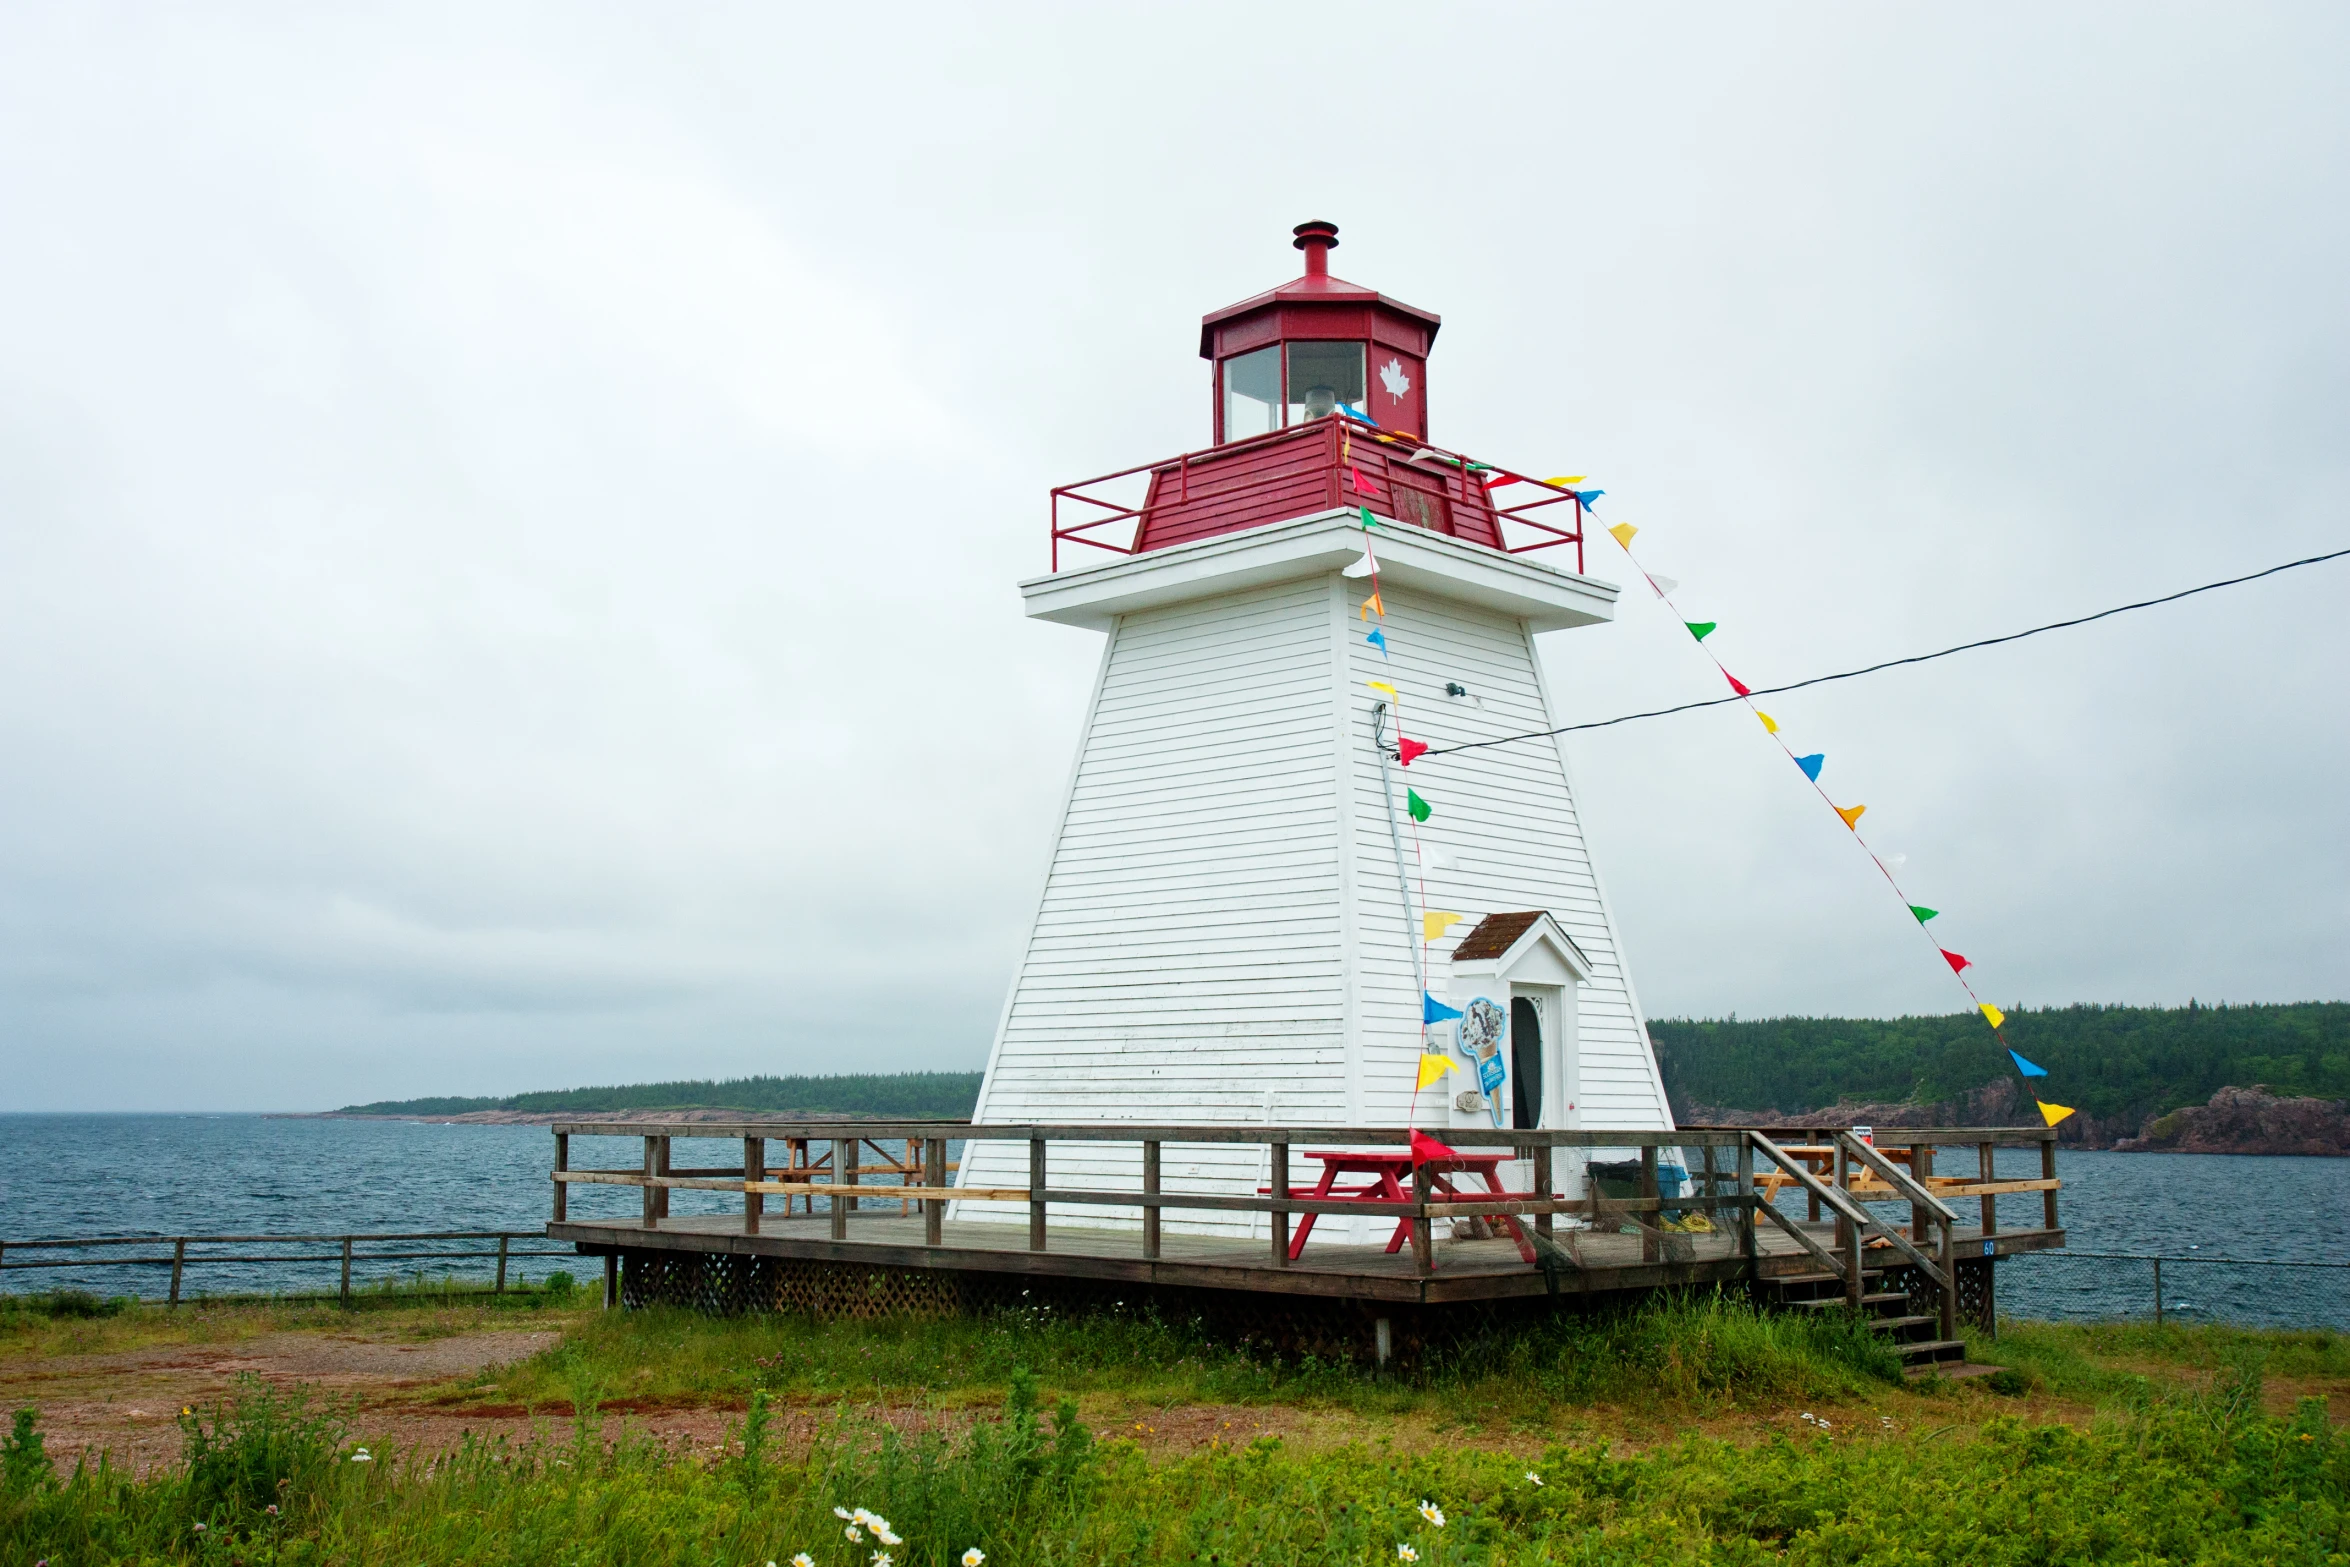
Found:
[1678,1080,2350,1156]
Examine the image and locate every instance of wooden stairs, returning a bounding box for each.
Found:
[1764,1268,1998,1380]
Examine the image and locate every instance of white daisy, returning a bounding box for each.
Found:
[1397,1547,1419,1562]
[1525,1471,1544,1486]
[1417,1501,1446,1528]
[845,1526,864,1544]
[792,1556,814,1567]
[962,1551,986,1566]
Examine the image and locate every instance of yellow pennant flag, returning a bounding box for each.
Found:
[1359,590,1384,620]
[1367,681,1398,702]
[1545,475,1587,486]
[1607,522,1638,550]
[1836,803,1867,830]
[1981,1002,2006,1029]
[2037,1100,2076,1128]
[1416,1053,1455,1090]
[1757,711,1779,734]
[1423,910,1465,940]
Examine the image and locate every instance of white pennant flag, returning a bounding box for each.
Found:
[1341,551,1379,579]
[1646,574,1680,598]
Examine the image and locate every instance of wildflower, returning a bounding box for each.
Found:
[793,1556,815,1567]
[835,1507,855,1520]
[963,1551,986,1566]
[351,1447,373,1463]
[874,1524,904,1547]
[1417,1500,1446,1528]
[871,1555,893,1567]
[193,1523,208,1534]
[1525,1471,1543,1486]
[845,1526,864,1544]
[266,1504,279,1516]
[1397,1547,1419,1562]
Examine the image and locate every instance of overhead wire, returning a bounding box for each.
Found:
[1421,543,2350,758]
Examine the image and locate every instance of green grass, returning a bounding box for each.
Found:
[7,1353,2347,1564]
[480,1289,1905,1422]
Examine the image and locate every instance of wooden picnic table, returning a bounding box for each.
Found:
[1273,1149,1539,1267]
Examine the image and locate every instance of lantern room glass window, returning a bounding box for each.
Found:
[1286,341,1366,424]
[1221,346,1281,441]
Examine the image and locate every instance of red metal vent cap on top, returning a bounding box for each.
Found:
[1197,221,1441,362]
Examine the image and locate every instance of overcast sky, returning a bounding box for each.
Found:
[3,5,2345,1111]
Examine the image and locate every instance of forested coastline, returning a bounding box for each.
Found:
[1651,1000,2350,1148]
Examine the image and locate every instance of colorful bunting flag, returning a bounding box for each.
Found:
[1574,489,1605,509]
[1836,803,1867,830]
[1757,711,1779,734]
[1422,992,1462,1024]
[1367,680,1398,701]
[1909,905,1938,923]
[1646,574,1679,597]
[1407,789,1432,823]
[1397,737,1429,766]
[1607,523,1638,549]
[2036,1100,2076,1128]
[1351,465,1376,494]
[1342,551,1379,578]
[1685,621,1718,642]
[1409,1127,1462,1164]
[1795,754,1825,781]
[1366,629,1389,656]
[1415,1053,1455,1089]
[2008,1048,2045,1077]
[1545,475,1587,487]
[1359,504,1380,530]
[1725,672,1752,696]
[1941,948,1971,974]
[1981,1003,2006,1030]
[1423,910,1465,940]
[1360,591,1384,620]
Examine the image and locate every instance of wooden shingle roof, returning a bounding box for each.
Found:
[1450,911,1546,963]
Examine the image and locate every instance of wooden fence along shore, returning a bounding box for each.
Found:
[546,1120,2065,1371]
[0,1231,573,1306]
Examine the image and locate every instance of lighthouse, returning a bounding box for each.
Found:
[956,223,1675,1240]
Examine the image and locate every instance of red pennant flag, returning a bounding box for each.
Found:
[1941,948,1972,974]
[1409,1128,1461,1165]
[1398,737,1429,766]
[1725,672,1751,696]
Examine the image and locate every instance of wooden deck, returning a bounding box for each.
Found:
[550,1207,2065,1306]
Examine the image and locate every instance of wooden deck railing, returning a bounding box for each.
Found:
[0,1231,573,1307]
[550,1120,2062,1328]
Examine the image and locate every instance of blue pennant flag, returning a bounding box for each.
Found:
[2008,1049,2048,1079]
[1795,753,1825,782]
[1366,628,1388,656]
[1573,488,1604,510]
[1423,992,1463,1025]
[1340,401,1376,427]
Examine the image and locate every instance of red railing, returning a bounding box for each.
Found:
[1050,414,1586,573]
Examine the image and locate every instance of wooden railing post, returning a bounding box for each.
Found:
[655,1136,672,1223]
[1910,1143,1933,1244]
[1937,1217,1957,1340]
[2041,1136,2060,1231]
[1842,1210,1864,1311]
[642,1136,660,1230]
[1639,1146,1660,1263]
[1410,1157,1433,1275]
[169,1238,186,1307]
[553,1132,569,1223]
[495,1235,510,1293]
[602,1250,618,1310]
[1029,1138,1048,1252]
[831,1138,853,1240]
[1979,1140,1998,1236]
[1533,1145,1555,1239]
[1270,1140,1291,1266]
[923,1137,946,1247]
[339,1236,353,1308]
[1737,1136,1757,1264]
[1142,1140,1162,1260]
[744,1136,765,1236]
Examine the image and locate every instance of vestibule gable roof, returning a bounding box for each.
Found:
[1449,911,1592,980]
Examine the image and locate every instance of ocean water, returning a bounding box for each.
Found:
[1,1116,2343,1325]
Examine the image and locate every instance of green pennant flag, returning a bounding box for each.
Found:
[1359,505,1379,530]
[1909,905,1939,924]
[1685,621,1718,642]
[1406,789,1432,823]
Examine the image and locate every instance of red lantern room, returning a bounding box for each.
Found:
[1049,223,1587,571]
[1201,220,1437,446]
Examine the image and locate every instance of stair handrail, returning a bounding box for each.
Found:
[1835,1134,1959,1223]
[1747,1131,1950,1291]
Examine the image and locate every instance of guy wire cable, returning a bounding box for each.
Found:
[1423,543,2350,758]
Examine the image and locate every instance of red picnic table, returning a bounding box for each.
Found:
[1273,1149,1539,1266]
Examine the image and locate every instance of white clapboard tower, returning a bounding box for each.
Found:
[956,223,1673,1238]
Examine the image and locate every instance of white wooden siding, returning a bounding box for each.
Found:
[957,562,1671,1236]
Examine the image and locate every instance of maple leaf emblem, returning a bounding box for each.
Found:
[1379,357,1412,400]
